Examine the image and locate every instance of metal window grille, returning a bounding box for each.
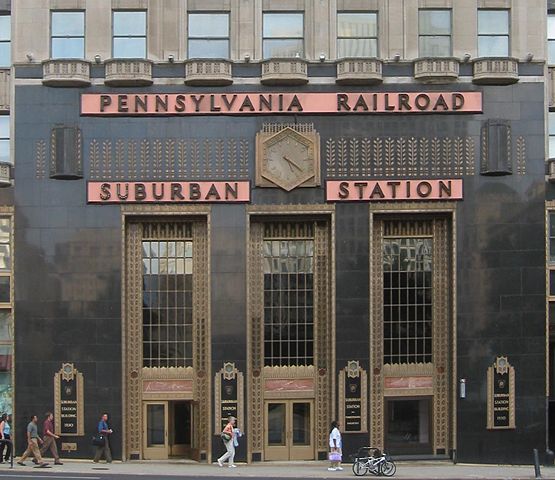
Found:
[383,237,433,364]
[263,239,314,366]
[142,240,193,368]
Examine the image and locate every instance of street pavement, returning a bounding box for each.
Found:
[0,460,552,480]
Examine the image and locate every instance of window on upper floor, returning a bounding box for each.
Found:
[550,112,555,159]
[0,116,8,165]
[478,9,509,57]
[113,10,147,59]
[337,12,378,58]
[419,9,451,57]
[188,13,229,59]
[263,12,304,59]
[0,15,10,68]
[51,11,85,59]
[549,14,555,64]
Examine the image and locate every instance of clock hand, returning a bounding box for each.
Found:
[282,155,303,171]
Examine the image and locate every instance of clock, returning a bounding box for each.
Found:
[256,126,320,191]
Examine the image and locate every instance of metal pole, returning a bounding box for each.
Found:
[534,448,542,479]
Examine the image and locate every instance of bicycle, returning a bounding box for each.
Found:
[351,447,396,477]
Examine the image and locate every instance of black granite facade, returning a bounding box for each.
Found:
[12,74,546,464]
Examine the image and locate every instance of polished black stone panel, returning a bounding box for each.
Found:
[12,79,546,464]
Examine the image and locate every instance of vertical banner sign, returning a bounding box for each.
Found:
[214,363,244,433]
[338,361,367,433]
[54,363,84,436]
[487,356,516,429]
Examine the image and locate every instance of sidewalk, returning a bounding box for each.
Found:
[4,459,555,479]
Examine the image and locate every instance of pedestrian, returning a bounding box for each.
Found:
[39,412,63,465]
[0,414,10,462]
[93,413,113,463]
[328,420,343,471]
[16,415,48,467]
[217,416,236,468]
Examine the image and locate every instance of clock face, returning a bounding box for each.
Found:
[261,128,316,191]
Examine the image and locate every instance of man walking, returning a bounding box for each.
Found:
[93,413,112,463]
[17,415,48,467]
[39,412,62,465]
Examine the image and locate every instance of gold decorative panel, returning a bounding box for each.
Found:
[122,207,211,460]
[369,203,455,454]
[214,363,244,434]
[53,363,84,436]
[487,356,516,429]
[338,361,368,433]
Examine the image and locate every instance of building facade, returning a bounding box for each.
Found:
[1,0,550,465]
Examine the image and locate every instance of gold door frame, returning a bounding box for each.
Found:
[246,205,335,462]
[369,202,457,455]
[121,205,211,461]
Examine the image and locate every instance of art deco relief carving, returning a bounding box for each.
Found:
[214,363,244,434]
[326,136,476,178]
[338,361,368,433]
[35,140,47,179]
[85,138,249,181]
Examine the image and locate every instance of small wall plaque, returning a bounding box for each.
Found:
[54,363,84,436]
[61,442,77,452]
[487,356,515,429]
[338,361,367,433]
[214,363,244,433]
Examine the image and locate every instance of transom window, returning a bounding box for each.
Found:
[478,9,509,57]
[113,10,147,58]
[419,9,451,57]
[263,239,314,366]
[549,14,555,65]
[0,15,10,67]
[383,238,433,364]
[263,12,304,59]
[51,11,85,59]
[142,240,193,368]
[337,12,378,58]
[188,13,229,59]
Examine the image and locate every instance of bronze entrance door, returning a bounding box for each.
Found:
[265,400,314,461]
[247,215,333,462]
[370,214,453,456]
[123,217,211,461]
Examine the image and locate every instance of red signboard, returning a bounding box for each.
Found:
[326,179,463,201]
[87,181,250,203]
[81,92,482,116]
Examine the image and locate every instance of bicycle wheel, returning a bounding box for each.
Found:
[381,459,396,477]
[352,459,369,476]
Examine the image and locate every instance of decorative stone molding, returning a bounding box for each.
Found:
[0,69,9,110]
[42,60,91,87]
[550,68,555,109]
[472,57,519,85]
[414,57,459,83]
[0,162,10,187]
[336,58,383,85]
[261,58,308,85]
[184,59,233,86]
[105,59,153,87]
